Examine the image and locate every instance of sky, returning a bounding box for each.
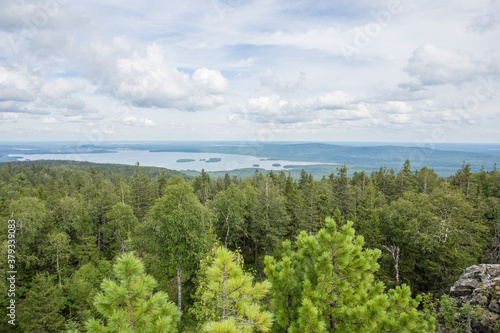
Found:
[0,0,499,144]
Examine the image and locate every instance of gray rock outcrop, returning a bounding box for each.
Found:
[449,264,500,332]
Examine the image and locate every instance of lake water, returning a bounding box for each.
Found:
[9,150,330,172]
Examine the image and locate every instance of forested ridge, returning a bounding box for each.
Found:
[1,160,499,332]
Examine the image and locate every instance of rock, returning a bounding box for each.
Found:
[449,264,500,332]
[450,278,480,297]
[489,302,500,314]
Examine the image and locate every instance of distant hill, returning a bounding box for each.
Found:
[1,141,498,177]
[0,160,194,181]
[152,142,498,175]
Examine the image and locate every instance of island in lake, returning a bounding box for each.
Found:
[205,158,221,163]
[253,164,259,167]
[272,163,281,167]
[176,158,195,163]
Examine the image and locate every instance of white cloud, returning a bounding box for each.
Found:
[405,44,489,86]
[251,27,344,55]
[388,113,413,124]
[123,115,155,126]
[232,91,372,126]
[0,64,99,123]
[0,65,39,104]
[316,91,353,110]
[40,77,82,100]
[468,0,500,33]
[192,68,228,94]
[379,101,414,114]
[41,116,58,124]
[0,0,499,142]
[111,44,229,110]
[259,69,305,92]
[0,112,19,123]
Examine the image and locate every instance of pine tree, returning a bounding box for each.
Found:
[86,252,180,333]
[18,272,66,332]
[246,175,290,277]
[397,159,415,197]
[193,169,214,204]
[198,246,273,333]
[157,171,169,198]
[264,218,436,332]
[131,162,154,222]
[102,202,138,255]
[66,260,113,331]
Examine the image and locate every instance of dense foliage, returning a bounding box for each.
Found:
[0,160,499,332]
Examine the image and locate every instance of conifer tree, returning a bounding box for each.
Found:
[131,162,154,222]
[199,246,273,333]
[18,272,66,333]
[86,252,180,333]
[102,202,138,255]
[264,218,436,332]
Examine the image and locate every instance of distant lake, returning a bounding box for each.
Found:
[9,150,331,172]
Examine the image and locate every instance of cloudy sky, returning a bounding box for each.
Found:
[0,0,499,143]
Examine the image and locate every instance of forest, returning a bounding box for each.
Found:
[0,159,499,332]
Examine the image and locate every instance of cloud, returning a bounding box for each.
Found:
[0,65,39,103]
[379,101,414,114]
[41,116,58,124]
[105,44,229,110]
[315,91,353,110]
[0,64,99,122]
[468,0,500,33]
[232,90,372,125]
[0,0,499,142]
[232,95,297,123]
[0,65,44,114]
[259,69,305,92]
[0,112,19,123]
[249,27,344,56]
[122,115,155,126]
[405,44,489,86]
[40,77,82,100]
[192,68,229,94]
[387,113,413,124]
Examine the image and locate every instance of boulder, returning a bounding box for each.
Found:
[449,264,500,332]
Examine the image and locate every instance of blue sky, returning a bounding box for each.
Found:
[0,0,499,143]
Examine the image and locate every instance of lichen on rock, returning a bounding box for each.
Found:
[449,264,500,332]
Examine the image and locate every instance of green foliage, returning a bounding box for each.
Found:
[9,196,49,268]
[198,246,273,333]
[137,181,211,315]
[209,183,246,249]
[0,161,497,332]
[438,294,482,333]
[264,218,436,332]
[66,260,113,330]
[86,252,180,332]
[102,202,138,255]
[131,162,155,222]
[138,181,211,276]
[44,231,71,287]
[18,272,66,332]
[247,175,291,255]
[382,186,488,293]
